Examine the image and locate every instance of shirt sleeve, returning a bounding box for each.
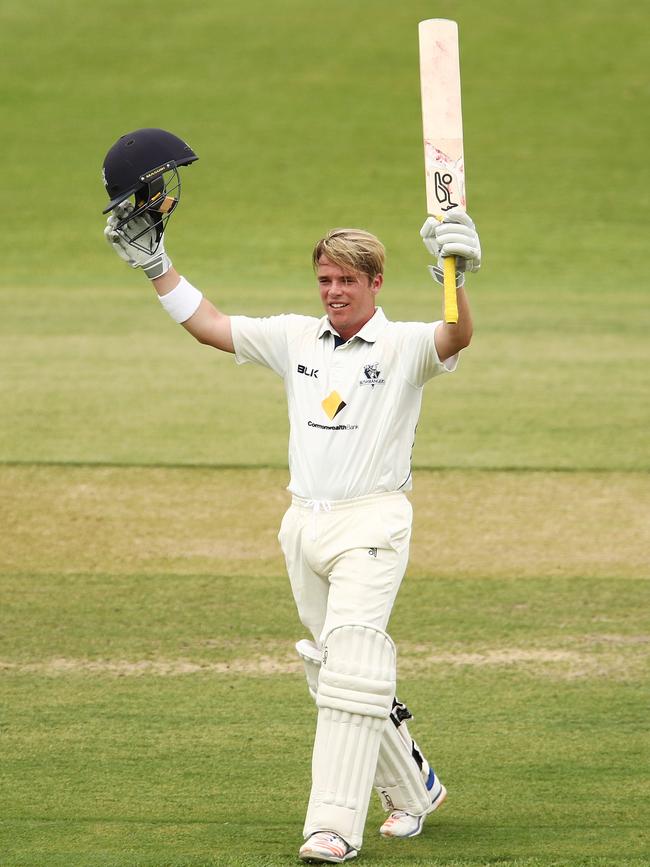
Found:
[397,320,459,388]
[230,314,291,377]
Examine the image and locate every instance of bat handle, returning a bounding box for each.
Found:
[443,255,459,324]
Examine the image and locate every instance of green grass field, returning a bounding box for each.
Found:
[1,0,649,865]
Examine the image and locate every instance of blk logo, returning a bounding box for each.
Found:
[297,364,318,379]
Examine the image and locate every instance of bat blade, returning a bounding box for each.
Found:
[418,18,465,323]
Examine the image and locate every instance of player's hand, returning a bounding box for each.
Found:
[104,202,172,280]
[420,208,481,286]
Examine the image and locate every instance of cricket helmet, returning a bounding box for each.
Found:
[101,127,198,251]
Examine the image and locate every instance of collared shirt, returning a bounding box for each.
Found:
[230,307,457,500]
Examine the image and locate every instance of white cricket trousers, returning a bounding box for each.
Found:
[278,491,413,646]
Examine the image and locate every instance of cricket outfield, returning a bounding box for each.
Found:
[1,0,648,865]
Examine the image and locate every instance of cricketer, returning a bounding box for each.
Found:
[102,128,481,863]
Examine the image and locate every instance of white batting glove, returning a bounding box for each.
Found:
[104,201,172,280]
[420,207,481,288]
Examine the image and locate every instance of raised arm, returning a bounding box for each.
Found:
[433,283,473,362]
[420,208,481,362]
[104,204,234,354]
[152,267,234,353]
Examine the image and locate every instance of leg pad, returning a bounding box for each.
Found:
[303,623,396,850]
[374,700,436,815]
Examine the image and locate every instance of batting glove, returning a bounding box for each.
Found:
[420,207,481,288]
[104,202,172,280]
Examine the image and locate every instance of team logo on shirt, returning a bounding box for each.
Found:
[360,362,385,388]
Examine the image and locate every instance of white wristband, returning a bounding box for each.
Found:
[158,277,203,323]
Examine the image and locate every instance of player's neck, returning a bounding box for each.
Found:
[332,307,377,342]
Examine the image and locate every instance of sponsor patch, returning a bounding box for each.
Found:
[321,390,346,420]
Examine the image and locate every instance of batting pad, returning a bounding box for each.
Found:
[374,705,434,815]
[296,638,322,701]
[295,638,435,817]
[304,624,396,850]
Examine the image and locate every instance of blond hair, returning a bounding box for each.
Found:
[312,228,385,282]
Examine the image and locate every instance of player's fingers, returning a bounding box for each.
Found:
[440,242,476,258]
[124,215,146,234]
[114,200,134,219]
[104,223,120,243]
[419,216,439,239]
[105,222,127,246]
[129,212,155,233]
[439,245,481,272]
[421,217,442,257]
[441,207,475,229]
[105,234,135,265]
[422,237,440,257]
[435,226,477,248]
[423,238,436,254]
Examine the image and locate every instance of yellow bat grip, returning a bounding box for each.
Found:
[443,256,459,324]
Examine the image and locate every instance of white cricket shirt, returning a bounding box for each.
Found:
[230,307,457,500]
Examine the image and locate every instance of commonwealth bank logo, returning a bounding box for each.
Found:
[321,390,346,420]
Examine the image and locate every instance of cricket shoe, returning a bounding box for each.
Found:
[299,831,358,863]
[379,776,447,838]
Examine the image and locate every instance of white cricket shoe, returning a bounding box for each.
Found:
[379,779,447,838]
[299,831,358,863]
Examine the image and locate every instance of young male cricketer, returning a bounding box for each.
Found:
[105,201,481,863]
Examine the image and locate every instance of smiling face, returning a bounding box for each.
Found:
[317,255,383,341]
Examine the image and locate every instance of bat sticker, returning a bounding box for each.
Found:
[434,171,458,210]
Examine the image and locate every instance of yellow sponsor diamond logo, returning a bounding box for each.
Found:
[321,390,346,420]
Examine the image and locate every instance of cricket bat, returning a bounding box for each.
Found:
[418,18,465,324]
